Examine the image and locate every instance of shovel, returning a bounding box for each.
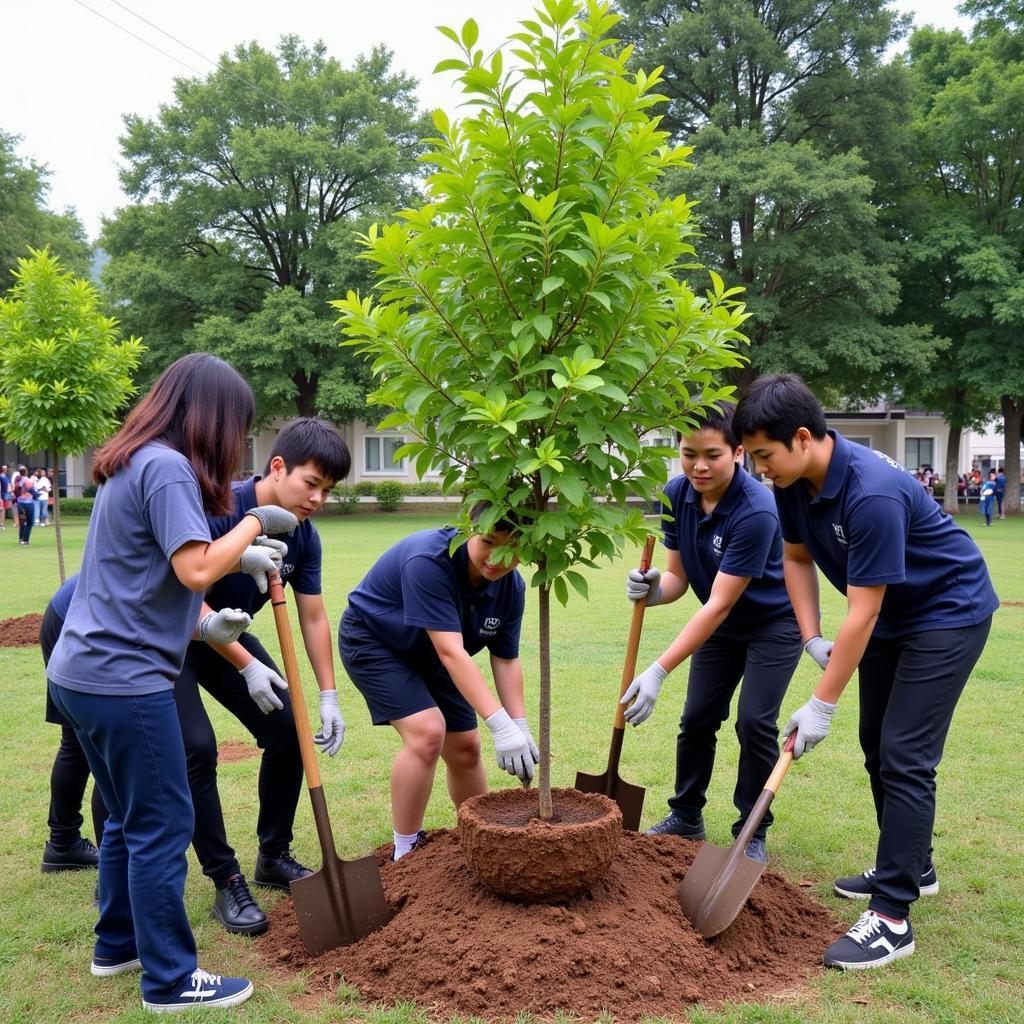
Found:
[267,574,391,955]
[574,534,656,831]
[677,731,797,938]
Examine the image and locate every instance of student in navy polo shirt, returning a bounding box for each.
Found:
[622,404,802,861]
[339,503,537,860]
[176,417,350,936]
[734,374,998,971]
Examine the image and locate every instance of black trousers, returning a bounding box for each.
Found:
[176,634,304,886]
[667,616,802,840]
[858,617,992,920]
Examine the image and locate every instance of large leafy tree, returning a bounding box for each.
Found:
[0,132,91,291]
[101,37,427,422]
[615,0,943,401]
[0,250,142,581]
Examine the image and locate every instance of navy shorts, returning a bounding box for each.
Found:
[338,609,478,732]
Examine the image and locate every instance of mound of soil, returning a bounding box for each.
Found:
[217,740,260,763]
[0,613,43,647]
[258,829,843,1021]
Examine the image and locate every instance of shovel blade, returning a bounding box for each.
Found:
[574,770,645,832]
[677,841,767,938]
[289,853,391,956]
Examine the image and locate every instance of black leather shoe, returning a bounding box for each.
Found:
[211,874,268,936]
[253,850,313,891]
[41,837,99,873]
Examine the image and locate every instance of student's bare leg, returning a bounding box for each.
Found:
[390,708,446,834]
[440,728,486,808]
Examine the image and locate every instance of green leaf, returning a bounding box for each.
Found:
[565,570,589,600]
[533,314,554,339]
[553,575,569,607]
[461,18,479,49]
[540,276,564,296]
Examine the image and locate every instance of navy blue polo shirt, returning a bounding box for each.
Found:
[204,476,322,616]
[344,527,525,664]
[661,466,793,633]
[774,431,999,639]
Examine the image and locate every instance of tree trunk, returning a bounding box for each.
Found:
[52,447,66,584]
[537,581,553,821]
[944,424,961,516]
[1001,396,1023,516]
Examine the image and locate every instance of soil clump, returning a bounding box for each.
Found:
[0,613,43,647]
[217,740,260,763]
[258,828,842,1021]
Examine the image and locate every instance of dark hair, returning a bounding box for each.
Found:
[92,353,254,515]
[675,402,738,449]
[732,373,828,447]
[469,500,520,535]
[263,417,350,483]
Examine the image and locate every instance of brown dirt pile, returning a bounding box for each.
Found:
[217,740,261,764]
[0,613,43,647]
[258,829,843,1021]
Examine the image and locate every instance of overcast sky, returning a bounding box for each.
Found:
[2,0,973,239]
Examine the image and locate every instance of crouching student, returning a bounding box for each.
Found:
[339,503,537,860]
[734,373,998,970]
[623,404,802,861]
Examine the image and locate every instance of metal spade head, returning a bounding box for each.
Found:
[574,769,645,832]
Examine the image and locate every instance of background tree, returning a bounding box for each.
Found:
[101,36,428,424]
[0,249,142,580]
[0,131,91,291]
[615,0,943,402]
[336,0,747,819]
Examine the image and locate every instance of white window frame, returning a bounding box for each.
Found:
[363,434,407,476]
[905,436,937,472]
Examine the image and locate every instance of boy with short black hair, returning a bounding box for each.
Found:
[734,373,998,970]
[623,403,802,861]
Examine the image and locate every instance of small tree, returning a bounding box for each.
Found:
[0,249,143,581]
[334,0,747,820]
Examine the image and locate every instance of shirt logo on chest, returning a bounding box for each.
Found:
[712,534,724,558]
[832,524,848,548]
[480,616,501,637]
[280,562,295,579]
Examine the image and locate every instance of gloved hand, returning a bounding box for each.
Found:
[239,536,288,594]
[198,607,252,644]
[245,504,299,536]
[804,635,834,670]
[314,690,345,757]
[620,661,668,726]
[512,717,540,766]
[782,695,837,758]
[626,567,663,607]
[240,659,288,714]
[485,708,535,783]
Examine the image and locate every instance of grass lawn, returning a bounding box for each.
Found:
[1,510,1022,1024]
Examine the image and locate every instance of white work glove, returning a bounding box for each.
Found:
[485,708,535,783]
[314,690,345,757]
[513,717,540,766]
[626,567,663,607]
[239,659,288,714]
[239,536,288,594]
[620,661,668,726]
[198,607,252,644]
[245,504,299,536]
[782,695,838,758]
[804,635,834,670]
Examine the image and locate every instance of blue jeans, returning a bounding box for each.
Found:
[48,683,198,1002]
[36,496,48,523]
[17,499,34,542]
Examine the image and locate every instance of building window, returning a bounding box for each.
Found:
[364,435,406,474]
[905,437,934,470]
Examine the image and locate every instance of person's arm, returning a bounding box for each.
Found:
[782,540,823,642]
[491,654,525,718]
[427,630,502,719]
[657,548,689,605]
[170,517,263,592]
[813,584,886,704]
[295,592,336,692]
[657,571,749,673]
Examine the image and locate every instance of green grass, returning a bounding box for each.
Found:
[1,511,1023,1023]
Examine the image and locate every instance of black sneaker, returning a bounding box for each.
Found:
[744,837,768,863]
[834,864,939,900]
[393,830,428,861]
[253,850,313,891]
[141,967,253,1013]
[644,814,706,840]
[211,874,268,936]
[42,837,99,873]
[824,910,915,969]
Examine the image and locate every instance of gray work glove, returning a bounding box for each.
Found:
[513,717,540,766]
[245,504,299,536]
[485,708,535,783]
[198,607,252,644]
[782,695,838,758]
[620,661,668,726]
[240,659,288,714]
[804,635,834,670]
[626,567,663,607]
[314,690,345,757]
[239,536,288,594]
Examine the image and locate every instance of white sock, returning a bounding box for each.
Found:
[393,830,420,860]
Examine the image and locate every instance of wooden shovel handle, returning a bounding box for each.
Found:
[268,573,322,790]
[764,731,797,794]
[613,535,657,729]
[732,732,798,851]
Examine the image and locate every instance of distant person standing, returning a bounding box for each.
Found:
[994,468,1006,519]
[15,469,37,545]
[35,468,52,526]
[980,472,997,527]
[0,464,11,530]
